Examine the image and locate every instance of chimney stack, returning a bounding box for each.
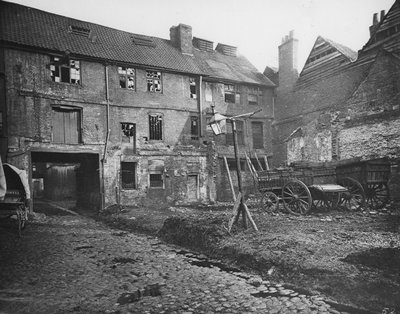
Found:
[278,30,298,93]
[169,24,193,55]
[369,11,381,36]
[380,10,386,22]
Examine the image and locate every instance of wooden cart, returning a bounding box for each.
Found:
[0,163,30,236]
[336,158,391,209]
[258,163,365,215]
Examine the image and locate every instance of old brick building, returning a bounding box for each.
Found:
[0,2,275,210]
[266,0,400,198]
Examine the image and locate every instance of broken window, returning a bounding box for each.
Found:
[224,84,240,104]
[226,120,244,146]
[50,56,80,84]
[189,77,197,99]
[146,70,162,93]
[121,162,136,189]
[121,122,136,153]
[149,160,164,188]
[51,106,81,144]
[251,122,263,149]
[118,67,135,90]
[149,114,163,140]
[191,116,199,140]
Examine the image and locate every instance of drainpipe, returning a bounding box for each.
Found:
[101,65,111,210]
[198,75,203,137]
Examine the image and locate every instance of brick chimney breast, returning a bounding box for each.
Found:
[278,30,298,93]
[169,23,193,55]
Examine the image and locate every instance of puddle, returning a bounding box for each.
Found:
[341,247,400,271]
[116,284,161,305]
[175,250,241,273]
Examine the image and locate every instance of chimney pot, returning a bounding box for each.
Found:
[373,13,378,25]
[380,10,386,22]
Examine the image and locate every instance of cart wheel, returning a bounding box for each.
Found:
[260,191,279,213]
[323,192,341,210]
[365,182,390,209]
[282,179,312,215]
[337,177,365,211]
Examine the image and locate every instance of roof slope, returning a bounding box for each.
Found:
[362,0,400,54]
[0,1,273,87]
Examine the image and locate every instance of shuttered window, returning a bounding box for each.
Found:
[52,107,81,144]
[251,122,263,149]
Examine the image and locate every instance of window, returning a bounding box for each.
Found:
[118,67,135,90]
[149,114,163,140]
[248,87,262,105]
[51,106,81,144]
[50,56,80,84]
[189,77,197,99]
[149,160,164,188]
[121,122,136,153]
[226,158,246,171]
[251,122,263,149]
[226,120,244,146]
[191,116,199,140]
[121,162,136,189]
[146,70,162,93]
[224,84,240,104]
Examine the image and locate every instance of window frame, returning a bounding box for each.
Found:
[121,122,136,153]
[149,114,163,141]
[118,66,136,90]
[121,162,137,190]
[146,70,163,93]
[248,86,262,105]
[50,56,81,85]
[224,84,240,104]
[190,116,199,140]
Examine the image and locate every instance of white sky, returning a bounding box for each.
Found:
[6,0,395,72]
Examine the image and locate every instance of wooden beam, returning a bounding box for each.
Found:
[254,152,263,171]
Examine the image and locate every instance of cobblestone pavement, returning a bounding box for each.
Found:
[0,213,351,314]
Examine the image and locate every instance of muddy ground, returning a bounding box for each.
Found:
[99,201,400,314]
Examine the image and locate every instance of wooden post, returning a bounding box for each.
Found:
[223,156,236,202]
[264,156,270,170]
[254,152,264,171]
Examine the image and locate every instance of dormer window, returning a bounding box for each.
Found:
[69,25,90,37]
[131,35,156,47]
[50,56,80,84]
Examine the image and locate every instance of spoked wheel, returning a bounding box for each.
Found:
[337,177,366,211]
[282,179,312,215]
[260,191,279,213]
[365,182,390,209]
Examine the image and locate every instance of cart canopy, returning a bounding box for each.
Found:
[0,161,30,200]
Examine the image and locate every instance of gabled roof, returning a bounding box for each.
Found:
[0,1,274,87]
[297,36,357,87]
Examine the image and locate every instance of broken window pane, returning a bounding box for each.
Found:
[50,56,81,84]
[190,77,197,99]
[118,66,135,90]
[146,70,162,93]
[149,114,163,140]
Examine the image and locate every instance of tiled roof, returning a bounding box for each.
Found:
[0,1,274,87]
[322,37,357,61]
